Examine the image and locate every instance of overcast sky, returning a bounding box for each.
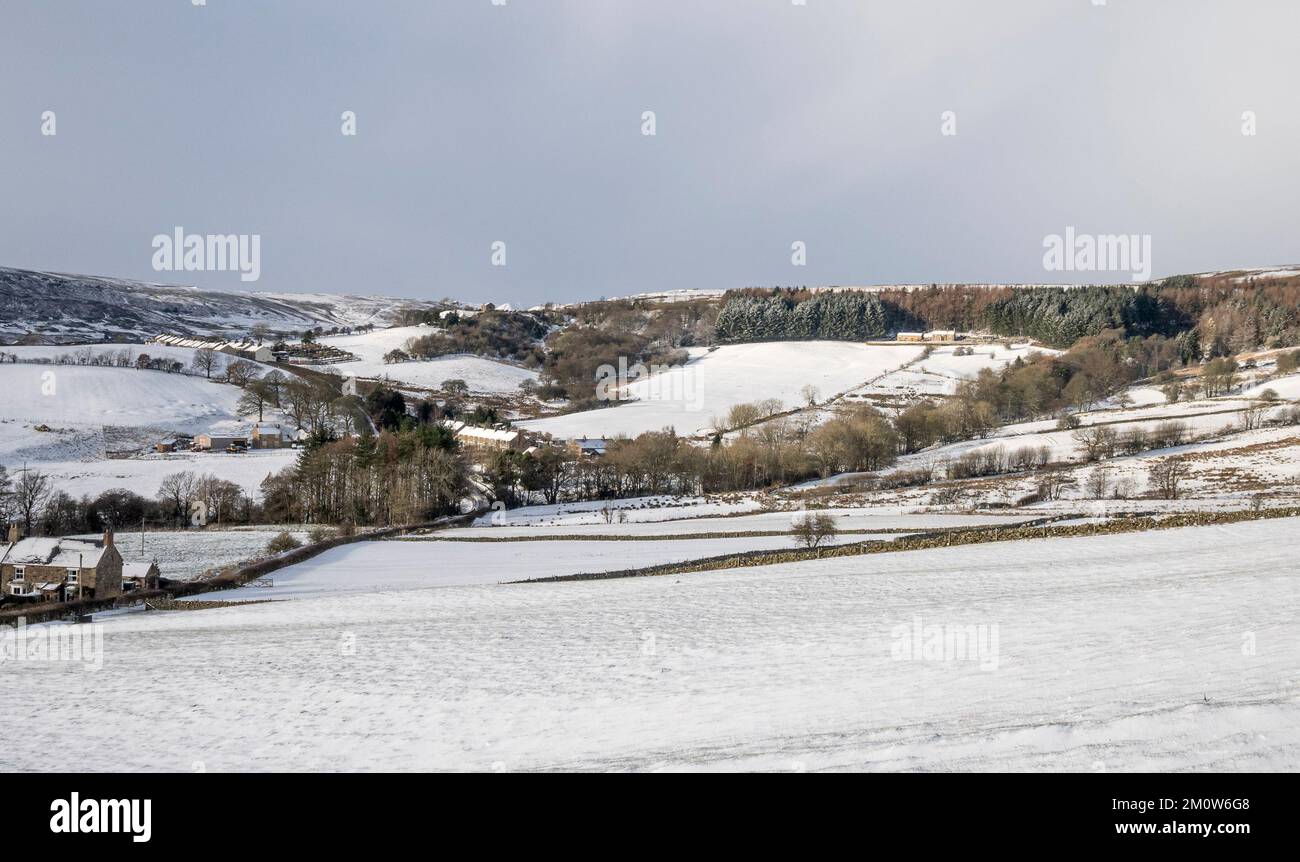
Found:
[1,0,1297,306]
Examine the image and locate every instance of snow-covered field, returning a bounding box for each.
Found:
[467,495,767,526]
[0,363,246,437]
[454,507,1039,538]
[521,342,924,440]
[848,394,1294,484]
[21,450,294,500]
[4,517,1296,771]
[859,343,1047,400]
[0,353,300,497]
[317,325,537,393]
[197,533,877,601]
[77,528,312,582]
[4,343,282,378]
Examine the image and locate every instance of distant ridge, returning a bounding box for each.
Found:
[0,267,445,344]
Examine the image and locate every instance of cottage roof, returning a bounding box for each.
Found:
[1,537,106,569]
[251,423,290,437]
[440,420,520,443]
[198,432,247,444]
[123,561,158,580]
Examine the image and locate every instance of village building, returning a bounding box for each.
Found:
[924,329,959,342]
[441,420,528,452]
[896,332,925,343]
[0,527,123,602]
[250,423,296,449]
[122,561,161,592]
[567,437,609,458]
[194,433,247,451]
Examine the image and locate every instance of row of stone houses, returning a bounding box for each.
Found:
[440,419,618,461]
[151,334,276,363]
[896,330,962,343]
[440,420,531,453]
[0,526,159,604]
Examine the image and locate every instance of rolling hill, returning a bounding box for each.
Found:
[0,267,444,343]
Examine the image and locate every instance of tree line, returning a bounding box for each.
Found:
[711,277,1300,354]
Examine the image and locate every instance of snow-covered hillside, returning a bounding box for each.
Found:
[25,451,296,500]
[0,364,245,440]
[7,517,1296,771]
[521,342,925,439]
[0,358,296,497]
[316,325,538,394]
[857,342,1050,400]
[4,343,281,379]
[0,267,440,343]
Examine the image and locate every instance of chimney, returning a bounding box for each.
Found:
[103,527,114,548]
[6,523,17,544]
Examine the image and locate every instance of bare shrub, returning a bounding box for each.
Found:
[1239,403,1268,431]
[1150,420,1189,449]
[1073,425,1118,461]
[266,531,303,554]
[1085,466,1111,500]
[1147,458,1189,500]
[1118,427,1150,456]
[1037,471,1069,501]
[307,526,334,544]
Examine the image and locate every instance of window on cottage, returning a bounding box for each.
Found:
[67,569,79,584]
[13,566,24,581]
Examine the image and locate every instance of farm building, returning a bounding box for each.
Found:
[924,330,959,342]
[896,332,925,343]
[1,527,123,602]
[122,561,161,592]
[250,423,297,449]
[194,433,247,451]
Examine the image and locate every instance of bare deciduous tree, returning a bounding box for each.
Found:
[156,471,198,526]
[225,359,257,388]
[792,511,838,556]
[12,468,51,535]
[1073,425,1118,462]
[1085,465,1111,500]
[191,347,218,379]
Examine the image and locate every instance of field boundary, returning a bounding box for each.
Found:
[0,511,482,625]
[400,523,1040,542]
[518,506,1300,583]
